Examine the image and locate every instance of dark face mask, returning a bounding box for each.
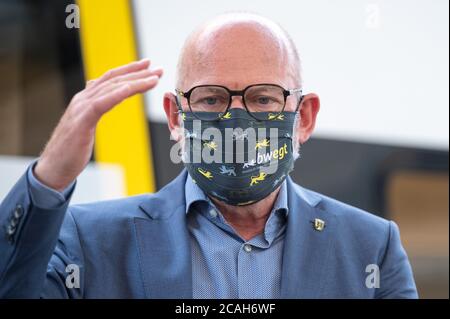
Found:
[181,108,298,206]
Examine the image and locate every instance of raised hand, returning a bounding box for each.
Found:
[34,59,163,192]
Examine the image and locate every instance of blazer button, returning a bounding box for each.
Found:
[6,235,14,244]
[6,224,16,236]
[10,217,19,228]
[13,205,24,219]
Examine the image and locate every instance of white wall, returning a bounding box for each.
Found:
[133,0,449,151]
[0,156,126,204]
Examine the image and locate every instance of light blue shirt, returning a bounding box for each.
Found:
[27,164,288,299]
[185,175,288,299]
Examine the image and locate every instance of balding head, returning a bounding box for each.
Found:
[175,12,302,91]
[165,12,319,160]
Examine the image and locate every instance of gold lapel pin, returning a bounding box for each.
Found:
[312,218,325,231]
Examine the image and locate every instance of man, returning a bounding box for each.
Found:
[0,13,417,298]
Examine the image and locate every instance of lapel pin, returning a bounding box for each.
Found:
[312,218,326,231]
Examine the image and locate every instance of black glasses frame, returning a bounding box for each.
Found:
[175,83,303,121]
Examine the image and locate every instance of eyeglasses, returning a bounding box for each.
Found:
[175,83,303,121]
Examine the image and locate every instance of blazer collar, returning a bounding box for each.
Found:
[138,170,188,220]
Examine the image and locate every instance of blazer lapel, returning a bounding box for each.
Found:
[281,177,337,298]
[134,171,192,299]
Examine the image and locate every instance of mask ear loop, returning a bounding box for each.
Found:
[294,94,304,113]
[292,95,304,160]
[173,90,187,115]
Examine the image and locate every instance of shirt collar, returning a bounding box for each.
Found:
[273,179,289,216]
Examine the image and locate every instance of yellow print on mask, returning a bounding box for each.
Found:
[272,143,288,160]
[268,113,284,120]
[250,172,268,186]
[221,112,232,119]
[255,139,270,150]
[203,141,218,151]
[198,168,213,180]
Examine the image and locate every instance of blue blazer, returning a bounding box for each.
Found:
[0,169,417,298]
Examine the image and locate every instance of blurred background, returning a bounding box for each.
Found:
[0,0,448,298]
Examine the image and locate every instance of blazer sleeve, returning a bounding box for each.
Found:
[376,221,419,299]
[0,167,82,298]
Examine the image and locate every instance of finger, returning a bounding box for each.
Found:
[93,59,151,87]
[92,73,159,100]
[116,67,163,82]
[148,67,163,78]
[86,67,163,99]
[86,80,96,88]
[90,76,159,117]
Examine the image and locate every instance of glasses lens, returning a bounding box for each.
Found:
[189,86,229,120]
[244,85,285,119]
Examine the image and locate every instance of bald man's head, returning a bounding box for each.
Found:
[175,12,302,90]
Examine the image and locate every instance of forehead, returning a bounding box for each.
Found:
[182,22,291,90]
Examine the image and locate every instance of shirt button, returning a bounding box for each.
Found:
[244,244,252,253]
[208,209,218,218]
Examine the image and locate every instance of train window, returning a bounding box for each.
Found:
[0,0,84,156]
